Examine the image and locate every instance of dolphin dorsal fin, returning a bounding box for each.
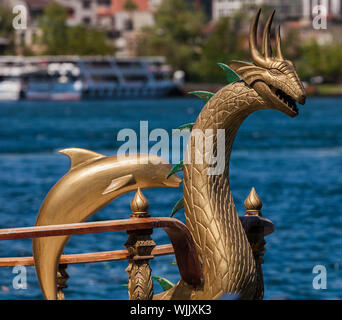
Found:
[59,148,105,170]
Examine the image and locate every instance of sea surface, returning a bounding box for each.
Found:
[0,97,341,300]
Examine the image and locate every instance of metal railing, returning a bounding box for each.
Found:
[0,187,273,300]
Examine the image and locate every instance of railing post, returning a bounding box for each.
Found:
[56,263,69,300]
[124,188,156,300]
[241,187,274,300]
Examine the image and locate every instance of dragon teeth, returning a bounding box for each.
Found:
[275,88,298,112]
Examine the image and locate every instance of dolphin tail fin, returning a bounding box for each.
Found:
[59,148,105,171]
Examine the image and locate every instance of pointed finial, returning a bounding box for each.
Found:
[244,187,262,216]
[131,188,150,217]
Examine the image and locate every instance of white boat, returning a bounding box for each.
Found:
[79,56,181,99]
[0,61,25,101]
[0,76,22,101]
[25,65,82,101]
[0,56,182,101]
[25,80,82,101]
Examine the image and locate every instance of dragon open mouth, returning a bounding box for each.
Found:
[268,85,299,115]
[275,89,298,113]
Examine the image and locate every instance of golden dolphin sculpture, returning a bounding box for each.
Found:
[33,148,181,300]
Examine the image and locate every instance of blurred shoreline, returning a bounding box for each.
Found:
[179,83,342,97]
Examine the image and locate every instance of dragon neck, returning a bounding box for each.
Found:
[183,81,267,299]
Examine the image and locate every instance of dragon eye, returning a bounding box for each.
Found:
[269,69,282,75]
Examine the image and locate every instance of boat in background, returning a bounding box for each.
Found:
[0,76,22,101]
[80,56,181,99]
[25,63,82,101]
[0,56,183,101]
[0,60,25,101]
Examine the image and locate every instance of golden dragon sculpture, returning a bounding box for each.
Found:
[155,9,306,300]
[33,9,306,300]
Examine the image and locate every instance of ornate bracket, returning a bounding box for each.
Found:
[239,187,274,300]
[125,188,156,300]
[56,263,69,300]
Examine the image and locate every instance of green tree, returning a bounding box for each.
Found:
[195,15,248,83]
[324,44,342,81]
[67,25,113,55]
[39,2,69,55]
[137,0,205,80]
[39,1,114,55]
[0,5,15,54]
[137,1,342,84]
[295,41,342,82]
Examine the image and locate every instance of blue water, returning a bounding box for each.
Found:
[0,97,341,300]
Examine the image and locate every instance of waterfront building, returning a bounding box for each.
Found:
[211,0,342,21]
[302,0,342,21]
[2,0,162,56]
[212,0,264,21]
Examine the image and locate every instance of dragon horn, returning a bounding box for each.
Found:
[262,10,275,59]
[275,25,284,60]
[249,9,266,67]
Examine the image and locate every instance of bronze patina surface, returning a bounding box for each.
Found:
[33,9,306,300]
[155,9,306,300]
[33,149,181,300]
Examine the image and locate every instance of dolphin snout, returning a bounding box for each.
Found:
[163,174,182,188]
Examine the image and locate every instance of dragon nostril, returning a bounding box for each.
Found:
[298,95,306,105]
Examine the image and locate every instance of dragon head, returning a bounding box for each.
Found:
[229,9,306,117]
